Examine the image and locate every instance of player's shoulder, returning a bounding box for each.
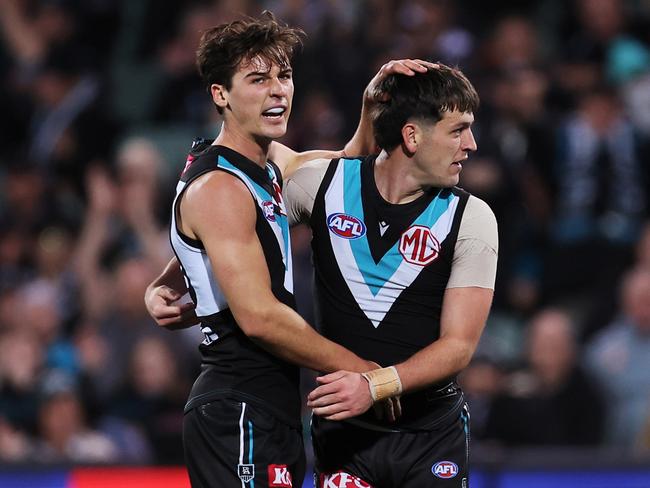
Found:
[186,169,249,202]
[458,194,498,249]
[287,157,331,187]
[293,157,331,173]
[465,195,496,220]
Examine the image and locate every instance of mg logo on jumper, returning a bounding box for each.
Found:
[268,464,292,487]
[399,225,440,265]
[432,461,458,479]
[327,213,366,239]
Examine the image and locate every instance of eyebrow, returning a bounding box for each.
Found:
[451,121,473,130]
[244,67,293,79]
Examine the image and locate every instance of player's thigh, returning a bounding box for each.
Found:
[312,416,378,487]
[184,399,305,488]
[401,407,470,487]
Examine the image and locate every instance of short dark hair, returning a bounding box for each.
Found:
[196,11,304,98]
[373,64,480,150]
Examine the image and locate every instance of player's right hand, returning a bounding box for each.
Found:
[145,284,198,330]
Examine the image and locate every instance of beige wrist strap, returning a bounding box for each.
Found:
[361,366,403,402]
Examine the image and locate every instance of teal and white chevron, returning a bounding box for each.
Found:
[325,159,458,328]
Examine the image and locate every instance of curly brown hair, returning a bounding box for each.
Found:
[196,11,304,112]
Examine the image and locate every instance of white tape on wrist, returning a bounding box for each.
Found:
[361,366,403,402]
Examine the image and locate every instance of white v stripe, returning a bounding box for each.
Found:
[325,162,458,328]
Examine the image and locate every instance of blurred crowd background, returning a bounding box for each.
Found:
[1,0,650,468]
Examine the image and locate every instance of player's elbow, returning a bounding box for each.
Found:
[450,339,476,373]
[234,305,278,341]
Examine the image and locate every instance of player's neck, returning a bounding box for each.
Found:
[213,127,271,167]
[374,150,425,204]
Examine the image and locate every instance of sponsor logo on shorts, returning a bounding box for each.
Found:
[318,471,373,488]
[327,213,366,239]
[262,200,276,222]
[432,461,458,479]
[399,225,440,266]
[238,464,255,483]
[268,464,292,487]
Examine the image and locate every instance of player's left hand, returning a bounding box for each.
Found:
[145,284,198,330]
[307,370,374,420]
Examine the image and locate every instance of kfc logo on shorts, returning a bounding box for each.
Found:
[268,464,292,487]
[262,201,276,222]
[431,461,458,479]
[327,213,366,239]
[399,225,440,266]
[319,471,373,488]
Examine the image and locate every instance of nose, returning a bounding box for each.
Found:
[269,77,288,98]
[462,129,477,153]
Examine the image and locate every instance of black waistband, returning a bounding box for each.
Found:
[347,381,464,432]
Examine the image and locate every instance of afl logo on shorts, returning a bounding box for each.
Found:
[399,225,440,266]
[262,201,276,222]
[432,461,458,479]
[327,213,366,239]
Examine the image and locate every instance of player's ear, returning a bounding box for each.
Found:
[211,83,228,110]
[401,122,418,153]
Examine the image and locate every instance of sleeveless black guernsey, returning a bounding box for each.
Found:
[170,141,300,427]
[311,156,470,430]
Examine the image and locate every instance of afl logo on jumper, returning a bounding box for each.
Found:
[432,461,458,479]
[262,200,276,222]
[327,213,366,239]
[399,225,440,266]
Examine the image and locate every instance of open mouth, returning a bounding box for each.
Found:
[262,107,286,119]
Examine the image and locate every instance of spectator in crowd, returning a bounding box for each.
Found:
[484,308,605,446]
[34,371,118,464]
[108,336,188,465]
[545,86,646,339]
[584,267,650,447]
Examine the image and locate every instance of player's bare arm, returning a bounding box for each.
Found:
[181,170,373,377]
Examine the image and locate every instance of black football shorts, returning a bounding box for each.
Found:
[312,403,470,488]
[184,398,305,488]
